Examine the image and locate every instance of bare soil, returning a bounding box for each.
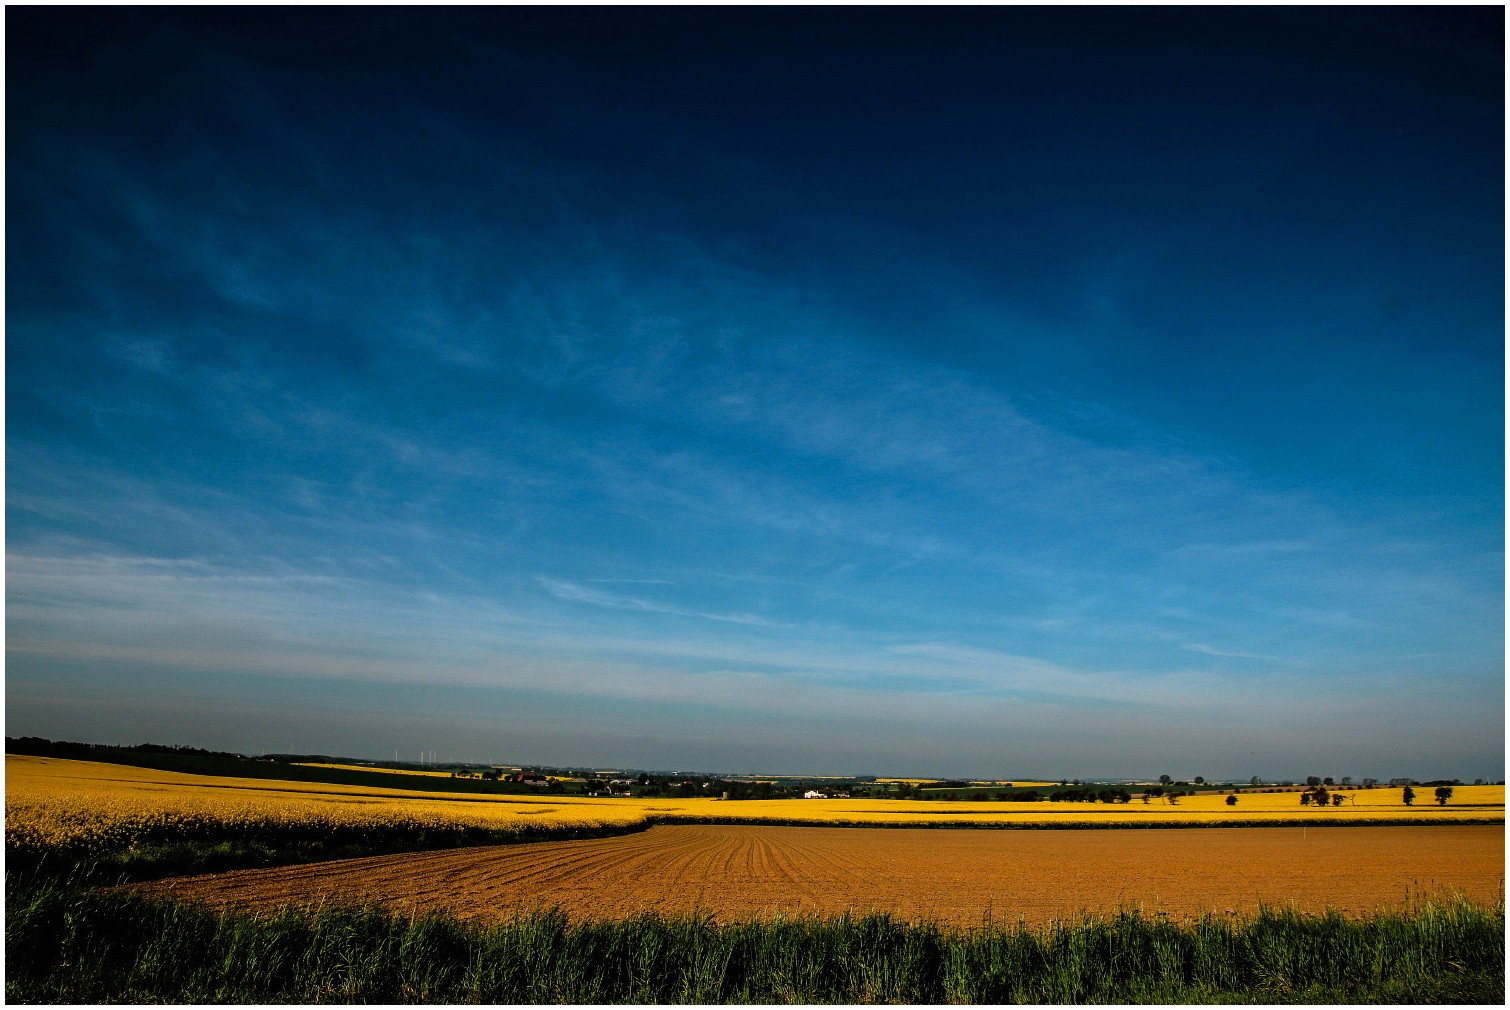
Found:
[139,823,1504,927]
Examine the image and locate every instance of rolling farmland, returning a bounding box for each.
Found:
[7,753,1504,1003]
[8,754,1503,866]
[10,754,1503,926]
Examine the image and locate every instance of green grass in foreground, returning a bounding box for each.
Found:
[5,871,1502,1004]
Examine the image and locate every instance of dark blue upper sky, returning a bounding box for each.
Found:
[7,7,1503,778]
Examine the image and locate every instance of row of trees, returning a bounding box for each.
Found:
[892,783,1135,803]
[1293,784,1458,807]
[1165,774,1490,793]
[1156,774,1377,789]
[1401,785,1454,806]
[1298,786,1347,807]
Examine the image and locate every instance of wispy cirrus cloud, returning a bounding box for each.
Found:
[536,577,784,628]
[1178,641,1283,662]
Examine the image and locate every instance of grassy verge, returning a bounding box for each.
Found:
[5,870,1502,1004]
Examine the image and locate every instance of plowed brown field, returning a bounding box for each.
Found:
[141,823,1503,927]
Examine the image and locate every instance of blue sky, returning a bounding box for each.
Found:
[7,8,1503,779]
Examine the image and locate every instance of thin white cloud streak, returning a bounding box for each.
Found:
[536,576,783,628]
[1179,642,1282,661]
[586,578,675,585]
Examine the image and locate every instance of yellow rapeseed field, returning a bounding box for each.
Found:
[3,756,643,860]
[607,786,1506,826]
[294,762,459,778]
[6,756,1502,860]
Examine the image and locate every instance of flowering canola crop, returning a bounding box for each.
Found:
[293,762,459,778]
[4,756,642,861]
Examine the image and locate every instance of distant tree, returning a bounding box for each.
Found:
[1159,774,1172,786]
[1299,792,1311,806]
[1250,775,1261,787]
[1402,786,1415,806]
[1332,793,1344,806]
[1306,776,1322,787]
[1323,777,1334,786]
[1193,776,1205,785]
[1166,792,1179,805]
[1225,794,1238,806]
[1434,786,1453,806]
[1313,786,1329,807]
[1361,778,1377,788]
[1340,776,1352,786]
